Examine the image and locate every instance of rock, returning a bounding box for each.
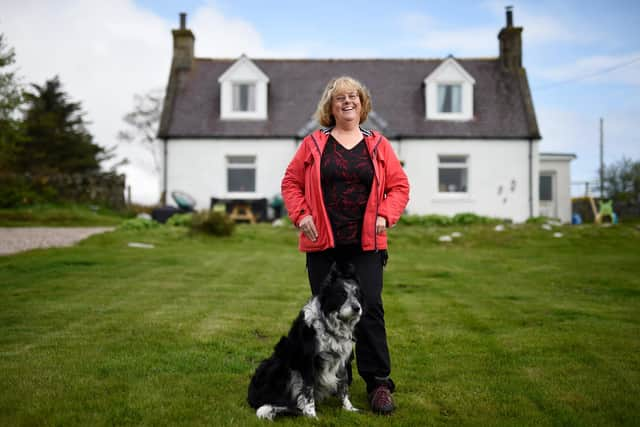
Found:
[438,235,453,243]
[127,242,155,249]
[451,231,462,238]
[494,224,505,232]
[542,224,552,231]
[553,232,563,238]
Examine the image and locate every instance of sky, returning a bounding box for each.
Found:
[2,0,639,204]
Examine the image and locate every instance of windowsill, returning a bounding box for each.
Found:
[224,192,265,199]
[432,193,474,203]
[220,113,267,121]
[426,113,473,121]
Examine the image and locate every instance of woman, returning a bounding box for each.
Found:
[281,76,409,414]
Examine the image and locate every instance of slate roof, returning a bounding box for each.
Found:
[159,57,540,140]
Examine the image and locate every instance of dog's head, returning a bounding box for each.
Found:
[318,262,363,324]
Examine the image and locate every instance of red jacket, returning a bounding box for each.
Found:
[281,128,409,252]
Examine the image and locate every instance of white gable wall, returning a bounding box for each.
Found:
[400,139,539,222]
[166,139,294,210]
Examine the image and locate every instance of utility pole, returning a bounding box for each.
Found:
[600,118,604,198]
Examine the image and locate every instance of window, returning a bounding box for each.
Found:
[227,155,256,192]
[232,83,256,112]
[437,84,462,113]
[539,174,553,201]
[438,155,468,193]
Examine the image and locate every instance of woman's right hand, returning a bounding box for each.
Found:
[298,215,318,242]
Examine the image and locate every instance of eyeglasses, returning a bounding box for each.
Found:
[333,93,359,103]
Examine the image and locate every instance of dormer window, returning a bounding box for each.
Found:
[218,55,269,120]
[232,83,256,112]
[437,84,462,113]
[424,57,475,121]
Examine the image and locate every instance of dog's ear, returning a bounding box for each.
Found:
[335,261,356,278]
[328,262,340,281]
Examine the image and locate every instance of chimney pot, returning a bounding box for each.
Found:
[506,6,513,27]
[172,13,194,70]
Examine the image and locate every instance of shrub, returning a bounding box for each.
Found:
[399,212,500,226]
[166,213,192,227]
[452,212,492,225]
[119,217,159,230]
[526,216,552,224]
[190,211,235,236]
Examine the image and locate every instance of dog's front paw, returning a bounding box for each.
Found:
[342,397,359,412]
[302,409,317,418]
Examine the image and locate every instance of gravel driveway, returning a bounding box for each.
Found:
[0,227,115,256]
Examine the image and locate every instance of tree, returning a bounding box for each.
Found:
[0,33,25,171]
[17,76,106,174]
[118,88,164,178]
[603,156,640,203]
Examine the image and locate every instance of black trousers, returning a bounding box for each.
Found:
[306,246,395,394]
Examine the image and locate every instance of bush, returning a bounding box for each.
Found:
[452,212,493,225]
[190,211,235,236]
[399,212,500,226]
[526,216,553,224]
[166,213,192,227]
[119,217,159,230]
[399,214,451,226]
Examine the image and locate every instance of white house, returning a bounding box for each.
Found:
[158,9,574,223]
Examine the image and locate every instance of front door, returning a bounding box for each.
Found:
[539,172,557,218]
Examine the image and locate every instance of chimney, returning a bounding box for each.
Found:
[171,12,195,70]
[498,6,522,70]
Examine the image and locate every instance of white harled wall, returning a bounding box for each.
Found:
[165,138,540,222]
[166,139,295,210]
[398,139,539,222]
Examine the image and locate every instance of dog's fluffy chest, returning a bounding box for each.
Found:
[303,300,355,398]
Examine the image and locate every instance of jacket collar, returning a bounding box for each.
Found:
[311,127,380,156]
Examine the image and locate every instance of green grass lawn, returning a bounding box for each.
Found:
[0,204,129,227]
[1,222,639,426]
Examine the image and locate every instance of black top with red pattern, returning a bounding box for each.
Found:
[321,135,374,246]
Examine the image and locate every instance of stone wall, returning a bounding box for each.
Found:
[44,173,126,209]
[0,172,126,209]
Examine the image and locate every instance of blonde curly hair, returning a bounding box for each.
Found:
[314,76,372,127]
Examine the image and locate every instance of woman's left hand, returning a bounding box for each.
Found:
[376,216,387,235]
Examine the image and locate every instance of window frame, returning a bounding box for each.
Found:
[231,82,256,113]
[226,155,257,193]
[437,83,463,114]
[437,154,469,194]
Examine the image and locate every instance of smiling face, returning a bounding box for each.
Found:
[331,85,362,127]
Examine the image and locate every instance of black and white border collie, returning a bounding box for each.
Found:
[247,262,363,420]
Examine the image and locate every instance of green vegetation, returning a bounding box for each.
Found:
[0,203,129,227]
[398,212,501,226]
[1,223,639,426]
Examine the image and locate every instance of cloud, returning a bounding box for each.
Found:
[399,13,496,57]
[399,1,604,58]
[536,52,640,86]
[537,106,640,195]
[1,0,288,204]
[482,0,603,45]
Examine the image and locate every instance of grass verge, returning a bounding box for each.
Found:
[0,204,130,227]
